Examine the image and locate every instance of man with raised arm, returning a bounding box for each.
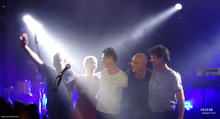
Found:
[20,33,76,119]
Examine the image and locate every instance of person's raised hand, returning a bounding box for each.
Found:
[20,33,29,47]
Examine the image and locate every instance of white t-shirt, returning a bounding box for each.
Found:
[96,68,128,114]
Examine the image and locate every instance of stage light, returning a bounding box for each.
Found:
[23,15,60,54]
[23,15,31,22]
[23,15,43,34]
[185,101,193,111]
[175,3,182,10]
[23,15,78,66]
[109,5,181,55]
[131,7,177,40]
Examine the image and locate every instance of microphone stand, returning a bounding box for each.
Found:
[35,34,47,118]
[42,76,62,119]
[35,33,41,58]
[195,49,220,119]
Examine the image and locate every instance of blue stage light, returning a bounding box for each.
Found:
[185,101,193,111]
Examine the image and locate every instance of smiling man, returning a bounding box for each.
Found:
[96,47,128,119]
[148,45,185,119]
[122,53,152,119]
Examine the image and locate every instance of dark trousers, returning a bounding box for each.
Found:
[150,110,176,119]
[47,103,73,119]
[96,110,121,119]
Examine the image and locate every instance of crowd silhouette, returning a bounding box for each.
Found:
[0,97,40,119]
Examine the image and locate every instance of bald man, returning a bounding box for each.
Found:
[122,53,152,119]
[20,33,76,119]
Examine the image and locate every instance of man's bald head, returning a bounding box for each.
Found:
[130,53,148,74]
[133,53,148,64]
[53,52,66,72]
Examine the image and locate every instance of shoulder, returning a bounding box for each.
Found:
[118,69,127,75]
[66,69,76,75]
[40,64,56,73]
[75,74,86,82]
[169,69,181,81]
[118,70,128,79]
[63,69,77,78]
[170,69,181,76]
[145,69,152,78]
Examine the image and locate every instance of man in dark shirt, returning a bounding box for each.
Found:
[20,33,76,119]
[122,53,151,119]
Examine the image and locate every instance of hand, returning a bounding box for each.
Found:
[20,33,29,47]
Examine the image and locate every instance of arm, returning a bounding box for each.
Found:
[176,89,185,119]
[146,68,152,73]
[20,33,44,69]
[94,71,101,84]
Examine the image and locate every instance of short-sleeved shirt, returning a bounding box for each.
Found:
[96,68,128,114]
[148,68,183,112]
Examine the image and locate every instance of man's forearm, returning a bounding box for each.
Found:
[175,89,185,119]
[178,98,185,119]
[23,45,44,68]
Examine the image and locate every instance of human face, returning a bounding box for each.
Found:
[85,58,97,71]
[150,53,163,68]
[53,55,65,71]
[130,55,146,73]
[102,53,110,66]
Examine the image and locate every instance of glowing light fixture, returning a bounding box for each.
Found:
[185,101,193,111]
[23,15,43,34]
[175,3,182,10]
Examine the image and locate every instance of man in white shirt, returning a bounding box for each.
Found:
[96,47,128,119]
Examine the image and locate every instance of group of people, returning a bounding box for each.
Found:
[19,33,185,119]
[0,97,40,119]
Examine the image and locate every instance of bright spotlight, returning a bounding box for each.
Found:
[22,15,76,66]
[23,15,32,23]
[130,6,177,40]
[23,15,43,35]
[175,3,182,10]
[185,101,193,111]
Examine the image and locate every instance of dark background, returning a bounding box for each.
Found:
[1,0,220,118]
